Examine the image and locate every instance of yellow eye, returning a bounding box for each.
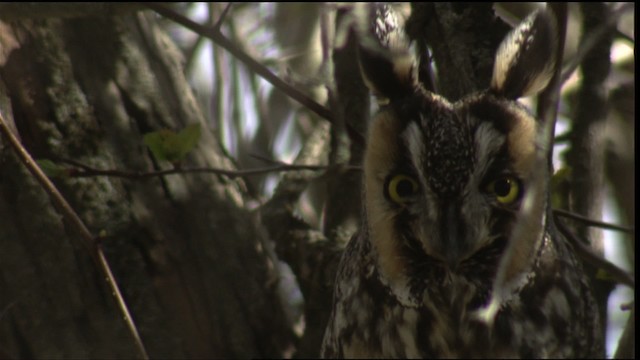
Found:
[387,174,419,204]
[487,176,521,204]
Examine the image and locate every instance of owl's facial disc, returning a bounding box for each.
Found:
[364,93,538,282]
[402,112,475,269]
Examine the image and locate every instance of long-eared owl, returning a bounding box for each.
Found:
[321,4,603,358]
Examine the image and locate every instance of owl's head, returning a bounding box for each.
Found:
[359,9,558,302]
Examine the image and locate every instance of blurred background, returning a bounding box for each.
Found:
[163,3,634,357]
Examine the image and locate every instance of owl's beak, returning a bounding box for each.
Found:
[440,202,468,270]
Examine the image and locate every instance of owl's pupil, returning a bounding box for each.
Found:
[396,179,414,197]
[494,178,511,196]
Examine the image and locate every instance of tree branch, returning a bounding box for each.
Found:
[560,3,633,85]
[555,214,635,288]
[52,157,359,180]
[144,3,335,124]
[0,3,143,20]
[213,2,233,31]
[0,112,149,360]
[553,208,634,234]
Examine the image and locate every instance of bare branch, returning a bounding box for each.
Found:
[184,35,206,74]
[554,208,635,234]
[560,3,634,85]
[555,214,635,288]
[0,112,149,360]
[214,3,233,31]
[0,3,143,20]
[144,3,335,123]
[54,157,360,180]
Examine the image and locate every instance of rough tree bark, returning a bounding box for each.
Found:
[0,9,293,359]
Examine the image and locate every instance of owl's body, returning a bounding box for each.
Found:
[322,212,601,358]
[321,6,603,358]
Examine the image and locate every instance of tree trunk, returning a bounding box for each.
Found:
[0,11,292,359]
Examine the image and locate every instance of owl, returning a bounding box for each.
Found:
[321,5,603,358]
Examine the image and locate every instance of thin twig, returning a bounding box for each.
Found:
[56,157,361,179]
[213,2,233,31]
[553,132,571,144]
[184,34,206,74]
[0,112,149,360]
[555,214,635,288]
[144,3,335,123]
[249,153,283,165]
[615,28,634,44]
[553,208,635,234]
[560,3,633,85]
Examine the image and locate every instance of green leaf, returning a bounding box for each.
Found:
[143,129,175,162]
[143,124,201,163]
[176,123,201,160]
[596,268,614,282]
[36,159,67,178]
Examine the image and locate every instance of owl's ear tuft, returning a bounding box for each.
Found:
[356,4,416,104]
[491,9,558,99]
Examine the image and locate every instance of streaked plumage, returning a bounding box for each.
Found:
[321,5,603,358]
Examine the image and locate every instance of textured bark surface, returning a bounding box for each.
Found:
[406,3,511,101]
[0,11,292,359]
[567,2,615,342]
